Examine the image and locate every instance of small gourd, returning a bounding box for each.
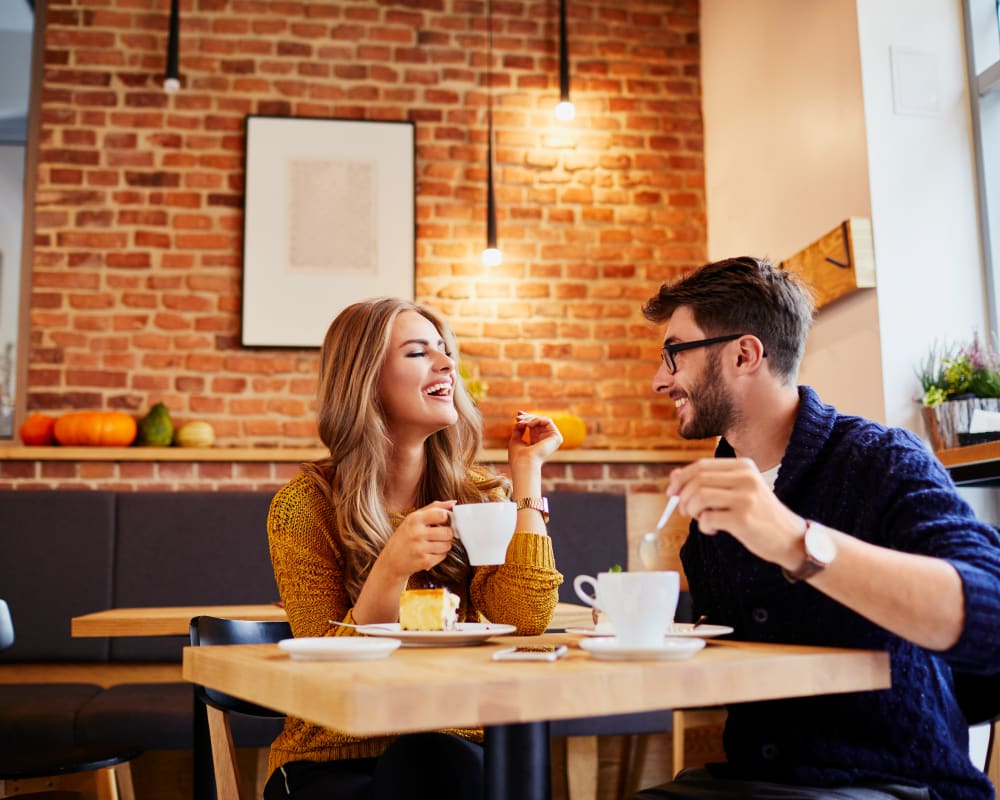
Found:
[174,420,216,448]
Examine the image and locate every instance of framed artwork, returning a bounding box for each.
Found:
[241,116,416,347]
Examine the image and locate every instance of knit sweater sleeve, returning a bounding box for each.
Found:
[267,473,354,639]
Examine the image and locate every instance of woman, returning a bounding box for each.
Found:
[264,298,563,800]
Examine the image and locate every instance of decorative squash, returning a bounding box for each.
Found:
[174,420,216,448]
[53,411,138,447]
[521,410,587,449]
[19,413,57,446]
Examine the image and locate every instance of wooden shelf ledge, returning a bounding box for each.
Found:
[0,445,715,464]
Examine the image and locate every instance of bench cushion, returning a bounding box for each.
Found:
[0,490,115,663]
[0,683,103,749]
[77,682,284,750]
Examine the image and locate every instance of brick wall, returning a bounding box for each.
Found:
[24,0,704,455]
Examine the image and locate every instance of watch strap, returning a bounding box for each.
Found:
[516,496,549,523]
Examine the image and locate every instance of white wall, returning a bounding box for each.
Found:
[856,0,987,432]
[702,0,987,438]
[700,0,884,422]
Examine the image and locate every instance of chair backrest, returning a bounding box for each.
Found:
[952,669,1000,727]
[547,492,628,604]
[0,600,14,651]
[189,616,292,716]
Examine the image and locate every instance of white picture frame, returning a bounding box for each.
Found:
[241,116,415,347]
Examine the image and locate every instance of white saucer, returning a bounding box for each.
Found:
[566,624,733,639]
[579,636,706,661]
[278,637,401,661]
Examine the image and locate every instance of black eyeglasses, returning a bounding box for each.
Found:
[660,333,745,375]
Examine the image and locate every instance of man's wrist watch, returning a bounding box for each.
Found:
[515,496,549,523]
[781,520,837,583]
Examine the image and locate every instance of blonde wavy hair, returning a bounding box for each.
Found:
[303,298,509,601]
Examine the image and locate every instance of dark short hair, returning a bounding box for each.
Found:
[642,256,815,381]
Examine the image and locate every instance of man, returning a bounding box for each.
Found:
[633,257,1000,800]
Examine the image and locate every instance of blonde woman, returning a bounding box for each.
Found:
[264,298,563,800]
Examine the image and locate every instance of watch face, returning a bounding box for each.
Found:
[805,523,837,565]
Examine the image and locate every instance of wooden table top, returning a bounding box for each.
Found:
[71,603,289,637]
[182,633,891,736]
[71,602,596,638]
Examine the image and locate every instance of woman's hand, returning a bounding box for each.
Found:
[377,500,457,580]
[508,411,563,467]
[353,501,456,625]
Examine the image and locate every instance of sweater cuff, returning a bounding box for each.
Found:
[946,559,1000,669]
[506,531,556,570]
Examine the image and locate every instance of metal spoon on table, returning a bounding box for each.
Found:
[639,495,679,570]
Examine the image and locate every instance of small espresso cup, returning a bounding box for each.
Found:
[573,571,680,648]
[451,501,517,565]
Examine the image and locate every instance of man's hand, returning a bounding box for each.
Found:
[668,457,806,571]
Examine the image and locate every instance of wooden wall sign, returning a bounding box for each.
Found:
[779,218,875,309]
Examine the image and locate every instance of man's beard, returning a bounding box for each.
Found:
[677,351,735,440]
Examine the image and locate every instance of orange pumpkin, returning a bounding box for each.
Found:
[520,410,587,449]
[19,413,58,446]
[53,411,138,447]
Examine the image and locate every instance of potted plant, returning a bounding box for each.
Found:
[917,333,1000,450]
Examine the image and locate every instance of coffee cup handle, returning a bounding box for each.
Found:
[448,510,462,541]
[573,575,601,609]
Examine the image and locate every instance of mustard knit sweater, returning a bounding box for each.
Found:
[266,471,562,774]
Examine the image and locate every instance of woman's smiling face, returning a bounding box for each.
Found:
[377,310,458,441]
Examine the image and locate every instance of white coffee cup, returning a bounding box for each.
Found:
[451,502,517,565]
[573,571,680,648]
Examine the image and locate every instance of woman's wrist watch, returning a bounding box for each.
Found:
[516,496,549,523]
[781,520,837,583]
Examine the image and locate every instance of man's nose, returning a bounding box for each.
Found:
[652,360,673,394]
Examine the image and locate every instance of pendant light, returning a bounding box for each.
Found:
[554,0,575,121]
[482,0,501,267]
[163,0,181,94]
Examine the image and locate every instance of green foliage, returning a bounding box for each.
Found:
[917,334,1000,407]
[458,362,487,405]
[608,564,623,572]
[136,402,174,446]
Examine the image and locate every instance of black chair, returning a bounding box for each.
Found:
[189,615,292,800]
[547,492,679,800]
[0,598,142,800]
[953,669,1000,776]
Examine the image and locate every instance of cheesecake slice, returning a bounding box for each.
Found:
[399,588,460,631]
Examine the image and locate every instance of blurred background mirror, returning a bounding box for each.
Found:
[0,0,34,438]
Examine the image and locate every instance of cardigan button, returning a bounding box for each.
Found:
[752,607,769,624]
[760,743,779,760]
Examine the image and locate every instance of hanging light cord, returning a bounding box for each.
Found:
[163,0,180,93]
[482,0,501,266]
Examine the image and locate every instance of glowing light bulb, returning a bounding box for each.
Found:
[555,100,575,121]
[482,247,502,267]
[163,77,180,94]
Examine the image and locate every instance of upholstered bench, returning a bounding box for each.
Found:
[0,489,281,762]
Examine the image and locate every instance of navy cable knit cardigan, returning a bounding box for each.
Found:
[681,387,1000,799]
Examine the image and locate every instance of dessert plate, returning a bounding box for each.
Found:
[353,622,517,647]
[566,624,733,639]
[278,637,401,661]
[579,636,706,661]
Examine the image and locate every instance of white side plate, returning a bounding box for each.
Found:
[354,622,516,647]
[579,636,706,661]
[278,637,401,661]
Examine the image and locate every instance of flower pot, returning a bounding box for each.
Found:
[921,397,1000,451]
